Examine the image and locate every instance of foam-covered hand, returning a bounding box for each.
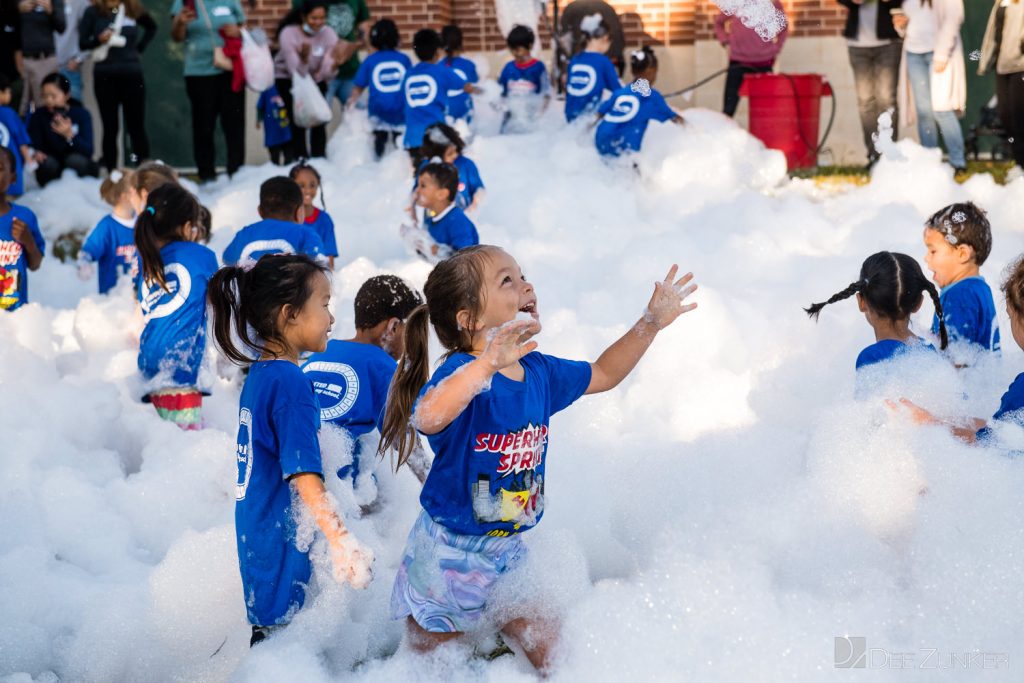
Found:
[644,265,698,330]
[331,532,374,589]
[481,318,540,370]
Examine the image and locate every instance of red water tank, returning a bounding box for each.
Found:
[738,73,833,170]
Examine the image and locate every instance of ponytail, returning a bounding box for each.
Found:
[135,183,199,292]
[924,281,948,350]
[207,266,254,365]
[805,281,863,320]
[379,304,432,468]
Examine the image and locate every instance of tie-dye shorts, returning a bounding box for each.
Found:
[390,509,526,633]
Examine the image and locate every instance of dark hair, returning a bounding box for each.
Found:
[507,24,535,50]
[0,74,10,92]
[135,184,201,292]
[379,245,500,466]
[420,122,465,159]
[924,202,992,266]
[354,275,423,329]
[806,251,948,350]
[1003,255,1024,320]
[276,0,327,36]
[370,18,400,50]
[441,24,463,54]
[288,160,326,210]
[630,46,658,76]
[208,254,330,364]
[0,146,15,178]
[132,161,179,195]
[419,161,459,203]
[579,14,610,48]
[99,169,135,206]
[197,204,212,244]
[259,176,304,220]
[42,72,71,95]
[413,28,442,62]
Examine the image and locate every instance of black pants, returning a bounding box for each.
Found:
[94,69,149,171]
[36,153,99,186]
[276,77,327,160]
[996,71,1024,168]
[373,130,400,159]
[723,61,773,117]
[267,142,293,166]
[185,73,245,181]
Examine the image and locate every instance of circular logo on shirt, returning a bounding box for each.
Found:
[327,3,355,39]
[141,262,191,320]
[238,239,296,264]
[303,361,360,421]
[372,60,406,93]
[566,64,597,97]
[236,407,253,500]
[448,67,469,97]
[0,122,10,148]
[605,94,640,123]
[405,74,438,108]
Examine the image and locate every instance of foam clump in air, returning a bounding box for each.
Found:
[714,0,787,40]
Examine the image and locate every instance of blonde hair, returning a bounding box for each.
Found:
[99,169,135,206]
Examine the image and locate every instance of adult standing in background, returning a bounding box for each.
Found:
[80,0,156,171]
[56,0,88,101]
[837,0,904,165]
[17,0,65,114]
[979,0,1024,176]
[306,0,367,113]
[715,0,788,117]
[0,0,23,102]
[170,0,244,182]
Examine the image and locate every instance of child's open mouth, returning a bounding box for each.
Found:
[519,301,538,320]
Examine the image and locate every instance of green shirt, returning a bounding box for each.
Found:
[171,0,246,77]
[292,0,368,80]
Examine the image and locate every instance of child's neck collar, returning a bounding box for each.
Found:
[943,266,981,289]
[431,202,457,221]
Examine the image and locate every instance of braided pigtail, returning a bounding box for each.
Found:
[924,281,948,350]
[805,281,863,320]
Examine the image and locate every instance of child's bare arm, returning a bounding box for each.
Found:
[291,472,373,588]
[12,218,42,270]
[587,266,697,395]
[891,398,985,443]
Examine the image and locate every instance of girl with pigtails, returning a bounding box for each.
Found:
[378,244,698,673]
[564,13,621,122]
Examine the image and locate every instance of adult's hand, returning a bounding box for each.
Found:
[933,59,947,73]
[332,39,358,65]
[98,28,113,44]
[171,7,196,42]
[51,113,74,141]
[298,42,311,63]
[892,14,908,31]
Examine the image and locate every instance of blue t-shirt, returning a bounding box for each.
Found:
[80,214,137,295]
[234,360,324,626]
[353,50,412,128]
[424,204,479,251]
[418,351,592,536]
[595,84,677,157]
[855,338,936,369]
[932,276,1000,353]
[452,155,484,210]
[256,86,292,148]
[402,61,465,148]
[443,55,478,120]
[137,241,218,389]
[0,106,30,196]
[498,59,549,98]
[854,337,937,400]
[0,204,44,312]
[303,208,337,258]
[222,218,325,266]
[977,373,1024,444]
[564,51,620,122]
[302,340,396,484]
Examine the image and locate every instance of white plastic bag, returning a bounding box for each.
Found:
[291,73,333,128]
[241,28,275,93]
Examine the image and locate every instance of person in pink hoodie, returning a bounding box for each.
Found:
[714,1,788,117]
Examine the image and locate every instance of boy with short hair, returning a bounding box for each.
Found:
[404,160,478,262]
[222,176,325,265]
[497,25,550,134]
[0,147,45,312]
[402,28,470,154]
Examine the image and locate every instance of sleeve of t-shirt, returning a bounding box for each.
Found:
[80,219,110,261]
[444,66,466,92]
[12,115,30,148]
[598,93,616,116]
[537,353,592,414]
[256,90,268,116]
[650,92,676,122]
[466,158,484,191]
[603,58,621,91]
[536,63,550,95]
[353,56,371,88]
[25,210,44,254]
[222,234,241,266]
[465,60,479,84]
[301,228,324,259]
[273,379,323,478]
[498,63,511,94]
[415,354,472,438]
[319,214,338,256]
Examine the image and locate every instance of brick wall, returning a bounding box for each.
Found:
[245,0,846,49]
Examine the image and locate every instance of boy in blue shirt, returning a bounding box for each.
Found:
[0,75,33,197]
[302,274,428,497]
[497,25,550,134]
[415,123,485,212]
[441,25,479,127]
[0,148,44,311]
[402,28,471,153]
[408,160,478,262]
[222,176,325,266]
[256,85,293,166]
[350,19,412,159]
[595,46,684,157]
[922,202,1000,365]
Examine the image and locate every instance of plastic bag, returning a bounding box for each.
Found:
[291,72,333,128]
[241,28,275,93]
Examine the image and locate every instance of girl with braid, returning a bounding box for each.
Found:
[806,252,947,395]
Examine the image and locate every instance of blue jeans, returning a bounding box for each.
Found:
[328,76,356,109]
[60,64,83,103]
[905,50,965,168]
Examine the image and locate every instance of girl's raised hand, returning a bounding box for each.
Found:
[481,318,541,371]
[645,265,698,330]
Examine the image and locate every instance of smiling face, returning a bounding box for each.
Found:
[286,271,334,356]
[511,45,532,63]
[293,169,319,210]
[463,249,538,339]
[305,6,326,32]
[415,172,451,213]
[923,227,971,288]
[41,83,68,110]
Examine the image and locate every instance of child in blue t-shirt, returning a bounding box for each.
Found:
[302,274,427,496]
[289,161,338,268]
[0,75,33,197]
[806,251,947,398]
[922,202,1000,366]
[498,25,550,134]
[208,253,373,647]
[441,25,480,128]
[256,85,293,166]
[595,46,684,157]
[378,245,697,671]
[222,176,325,266]
[416,123,485,213]
[78,170,140,295]
[564,14,621,122]
[0,148,44,312]
[409,161,478,261]
[402,28,470,152]
[135,184,218,429]
[349,19,412,160]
